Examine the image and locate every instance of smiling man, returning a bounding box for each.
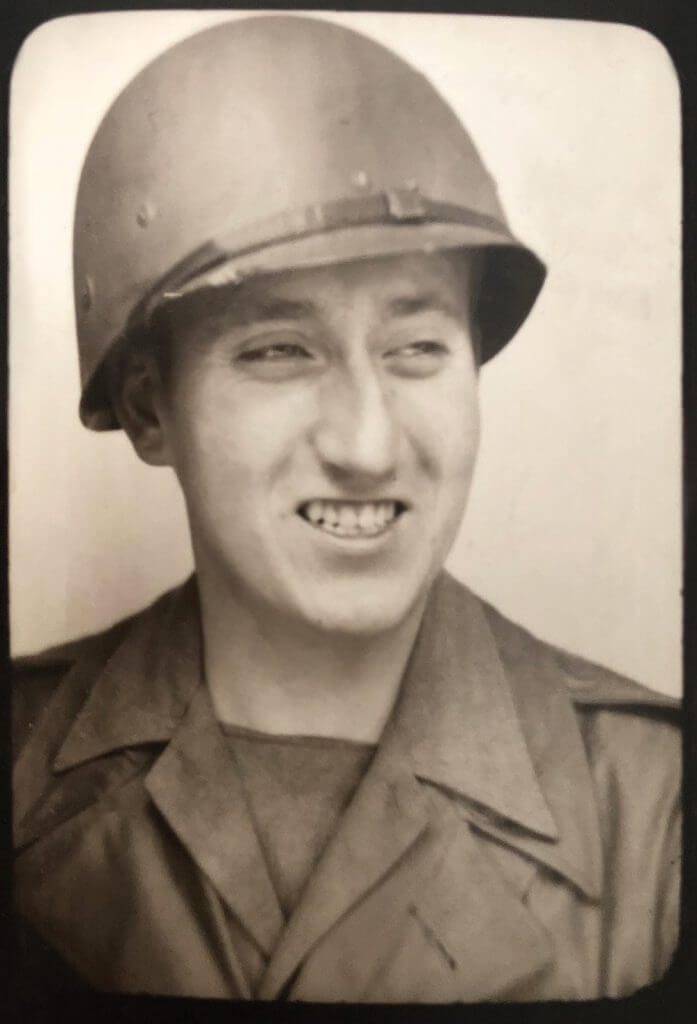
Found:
[115,252,481,743]
[12,14,681,1003]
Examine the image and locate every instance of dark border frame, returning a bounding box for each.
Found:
[2,3,694,1022]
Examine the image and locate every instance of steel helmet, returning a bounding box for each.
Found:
[74,14,546,429]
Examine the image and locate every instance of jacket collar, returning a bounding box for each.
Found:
[388,573,557,835]
[52,571,602,900]
[53,577,202,771]
[385,574,602,900]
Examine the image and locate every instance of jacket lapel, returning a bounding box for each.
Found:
[144,684,285,955]
[256,747,433,998]
[25,575,285,959]
[396,574,602,900]
[260,749,556,1003]
[288,802,556,1003]
[259,572,602,1000]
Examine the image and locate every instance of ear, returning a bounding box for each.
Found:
[109,350,174,467]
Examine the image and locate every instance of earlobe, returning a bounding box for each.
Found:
[109,354,173,467]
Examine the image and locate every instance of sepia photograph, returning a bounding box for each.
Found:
[9,8,682,1004]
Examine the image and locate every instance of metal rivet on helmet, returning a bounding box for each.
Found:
[351,170,371,190]
[136,201,156,228]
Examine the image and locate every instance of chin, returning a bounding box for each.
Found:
[297,576,432,638]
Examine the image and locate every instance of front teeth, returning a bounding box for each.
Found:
[302,500,400,537]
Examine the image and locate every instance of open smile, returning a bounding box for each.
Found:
[297,499,408,538]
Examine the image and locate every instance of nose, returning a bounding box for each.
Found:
[312,357,399,485]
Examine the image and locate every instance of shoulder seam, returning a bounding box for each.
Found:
[11,582,192,675]
[477,593,680,712]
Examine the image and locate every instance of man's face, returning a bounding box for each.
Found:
[153,250,480,636]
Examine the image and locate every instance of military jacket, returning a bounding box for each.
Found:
[12,573,681,1002]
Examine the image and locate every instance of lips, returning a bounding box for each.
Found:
[298,499,406,538]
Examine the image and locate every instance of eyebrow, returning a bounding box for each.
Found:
[220,297,317,327]
[195,289,465,335]
[384,293,463,319]
[236,292,461,323]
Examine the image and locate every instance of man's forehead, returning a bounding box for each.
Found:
[166,250,475,334]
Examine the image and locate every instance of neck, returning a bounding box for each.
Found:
[196,574,428,743]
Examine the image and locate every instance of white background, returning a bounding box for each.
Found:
[9,11,682,695]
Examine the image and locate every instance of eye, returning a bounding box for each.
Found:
[383,340,450,377]
[236,342,313,362]
[233,337,320,381]
[389,341,447,357]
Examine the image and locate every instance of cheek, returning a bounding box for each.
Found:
[403,367,480,477]
[163,370,313,500]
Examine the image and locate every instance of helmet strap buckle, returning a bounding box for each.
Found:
[385,188,428,222]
